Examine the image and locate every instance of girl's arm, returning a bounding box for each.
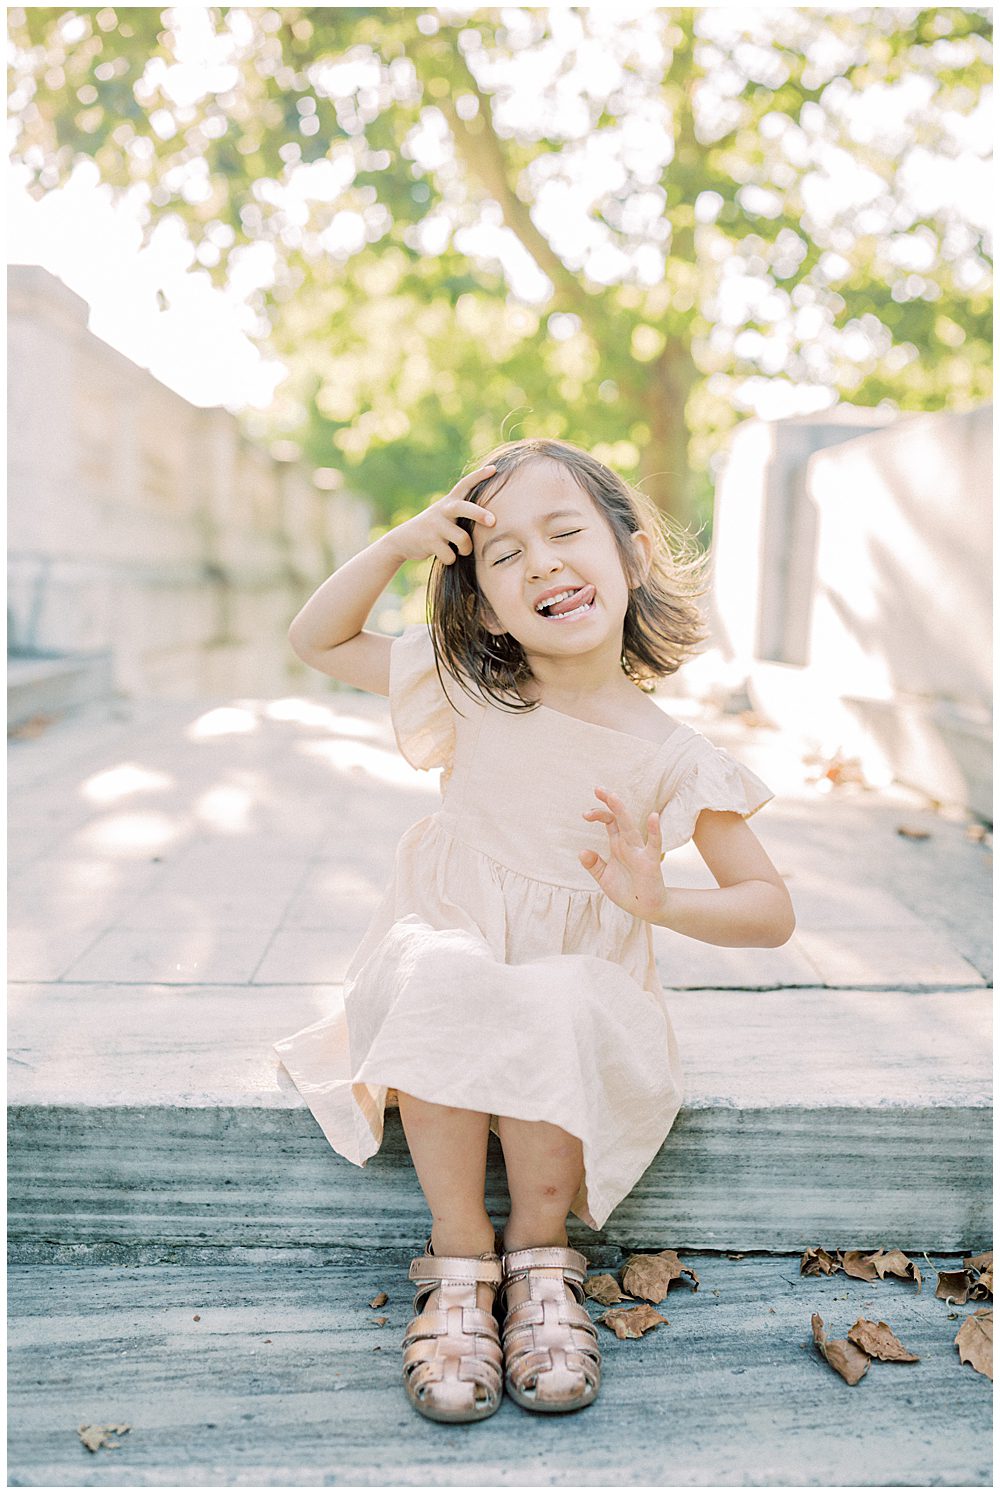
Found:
[655,807,794,948]
[288,464,497,695]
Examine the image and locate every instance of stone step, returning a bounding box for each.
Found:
[6,1255,992,1486]
[8,983,991,1257]
[7,650,115,731]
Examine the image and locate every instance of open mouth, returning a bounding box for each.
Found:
[535,584,597,621]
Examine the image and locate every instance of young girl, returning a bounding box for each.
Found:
[274,437,793,1424]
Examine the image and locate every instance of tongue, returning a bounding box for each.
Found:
[548,584,595,616]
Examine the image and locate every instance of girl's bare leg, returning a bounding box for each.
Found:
[395,1090,497,1309]
[497,1116,585,1251]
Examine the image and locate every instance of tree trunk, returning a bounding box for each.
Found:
[640,342,698,528]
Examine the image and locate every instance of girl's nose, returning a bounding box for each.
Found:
[526,550,562,581]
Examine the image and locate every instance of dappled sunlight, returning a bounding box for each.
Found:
[297,735,438,791]
[75,810,188,856]
[187,706,259,739]
[263,698,384,739]
[194,782,256,835]
[81,762,175,804]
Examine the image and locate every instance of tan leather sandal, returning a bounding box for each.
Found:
[402,1238,504,1423]
[499,1245,602,1413]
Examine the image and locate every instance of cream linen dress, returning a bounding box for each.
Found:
[274,624,774,1231]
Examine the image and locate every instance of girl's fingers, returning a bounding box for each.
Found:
[454,465,497,498]
[579,849,605,876]
[446,523,475,554]
[645,811,663,854]
[595,787,643,847]
[450,499,496,524]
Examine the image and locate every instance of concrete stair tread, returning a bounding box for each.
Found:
[7,1257,991,1487]
[8,982,991,1110]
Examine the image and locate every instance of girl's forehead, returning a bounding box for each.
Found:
[480,460,591,515]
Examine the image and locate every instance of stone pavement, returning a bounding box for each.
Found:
[8,686,990,990]
[7,1253,992,1487]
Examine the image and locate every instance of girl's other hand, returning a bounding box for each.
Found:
[385,465,498,566]
[580,787,667,922]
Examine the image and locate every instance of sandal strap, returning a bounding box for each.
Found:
[501,1246,588,1278]
[404,1305,502,1344]
[502,1298,597,1336]
[408,1254,502,1285]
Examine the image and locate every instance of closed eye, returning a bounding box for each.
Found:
[491,530,583,566]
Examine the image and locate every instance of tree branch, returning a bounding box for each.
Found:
[416,43,593,317]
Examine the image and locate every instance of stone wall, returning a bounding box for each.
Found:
[8,265,372,699]
[704,403,992,816]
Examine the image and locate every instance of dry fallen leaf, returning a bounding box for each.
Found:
[846,1318,919,1363]
[9,713,58,741]
[78,1424,131,1454]
[964,1252,993,1300]
[896,824,931,839]
[368,1291,388,1309]
[840,1250,880,1282]
[867,1248,922,1292]
[801,1247,841,1277]
[621,1250,699,1303]
[955,1308,993,1380]
[599,1304,668,1340]
[192,1314,201,1322]
[811,1313,870,1385]
[372,1316,388,1327]
[583,1273,633,1306]
[936,1269,974,1304]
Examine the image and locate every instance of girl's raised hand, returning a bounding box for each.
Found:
[385,464,498,566]
[580,787,667,922]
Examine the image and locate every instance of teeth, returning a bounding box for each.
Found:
[550,599,592,620]
[535,588,581,613]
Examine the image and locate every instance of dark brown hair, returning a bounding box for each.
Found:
[427,437,711,713]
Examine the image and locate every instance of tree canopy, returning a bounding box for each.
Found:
[9,6,992,529]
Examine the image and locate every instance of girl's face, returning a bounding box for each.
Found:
[471,459,650,658]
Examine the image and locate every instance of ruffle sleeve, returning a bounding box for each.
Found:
[659,741,774,852]
[388,624,456,780]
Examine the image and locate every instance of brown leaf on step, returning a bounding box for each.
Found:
[372,1316,388,1327]
[964,1253,993,1299]
[9,713,58,741]
[811,1313,870,1385]
[846,1318,919,1363]
[368,1291,388,1308]
[971,1268,993,1300]
[621,1250,699,1303]
[818,754,867,786]
[801,1246,841,1277]
[583,1273,633,1305]
[896,824,931,839]
[599,1304,668,1340]
[936,1269,973,1304]
[77,1424,131,1454]
[840,1250,880,1282]
[866,1248,922,1292]
[955,1308,993,1380]
[192,1314,201,1322]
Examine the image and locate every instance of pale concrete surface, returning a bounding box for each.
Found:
[7,1255,992,1487]
[8,691,991,1255]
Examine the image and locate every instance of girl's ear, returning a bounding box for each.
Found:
[478,596,506,635]
[628,529,654,588]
